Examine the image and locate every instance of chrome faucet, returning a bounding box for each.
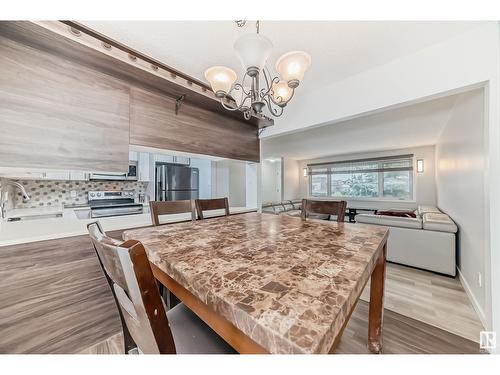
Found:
[0,178,31,218]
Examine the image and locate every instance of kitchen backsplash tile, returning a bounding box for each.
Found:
[9,180,149,209]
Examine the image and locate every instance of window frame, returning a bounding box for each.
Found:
[308,155,415,201]
[309,168,330,197]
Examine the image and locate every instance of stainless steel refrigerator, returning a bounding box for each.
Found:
[155,163,199,201]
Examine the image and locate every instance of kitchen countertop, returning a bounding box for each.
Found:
[0,206,257,247]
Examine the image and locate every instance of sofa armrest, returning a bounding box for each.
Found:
[422,213,458,233]
[355,213,423,229]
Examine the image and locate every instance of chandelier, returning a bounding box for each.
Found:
[204,21,311,120]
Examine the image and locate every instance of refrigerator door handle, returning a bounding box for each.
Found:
[156,165,164,201]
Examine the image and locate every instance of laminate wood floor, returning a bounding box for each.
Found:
[0,233,484,354]
[80,300,482,354]
[360,263,484,343]
[337,301,482,354]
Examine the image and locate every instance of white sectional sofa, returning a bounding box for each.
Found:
[355,205,458,276]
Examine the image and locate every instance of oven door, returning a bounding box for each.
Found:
[90,204,143,218]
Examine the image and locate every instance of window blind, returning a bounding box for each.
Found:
[308,154,413,175]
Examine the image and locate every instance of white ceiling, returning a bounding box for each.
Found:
[82,21,483,93]
[260,92,466,160]
[80,21,484,162]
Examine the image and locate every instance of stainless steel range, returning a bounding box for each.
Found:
[88,190,143,218]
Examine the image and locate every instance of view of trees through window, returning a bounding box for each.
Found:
[383,170,411,199]
[309,157,413,200]
[331,172,379,198]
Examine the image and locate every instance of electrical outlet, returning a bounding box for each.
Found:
[478,272,482,288]
[70,190,77,198]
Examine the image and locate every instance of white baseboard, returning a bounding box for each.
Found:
[457,268,488,330]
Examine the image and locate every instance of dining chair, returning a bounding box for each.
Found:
[87,222,235,354]
[301,199,347,222]
[195,197,230,220]
[149,200,196,308]
[149,200,196,226]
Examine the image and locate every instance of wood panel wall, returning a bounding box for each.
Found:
[0,21,261,168]
[0,33,130,172]
[130,87,260,163]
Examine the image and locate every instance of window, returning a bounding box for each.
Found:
[308,156,413,200]
[310,168,328,196]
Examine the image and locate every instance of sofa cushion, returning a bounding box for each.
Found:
[375,210,417,218]
[355,213,423,229]
[417,205,441,216]
[422,213,458,233]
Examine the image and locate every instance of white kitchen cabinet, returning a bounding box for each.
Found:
[0,167,91,181]
[155,154,174,163]
[173,156,190,165]
[0,167,44,180]
[129,151,139,162]
[138,152,150,182]
[43,171,70,180]
[69,171,88,181]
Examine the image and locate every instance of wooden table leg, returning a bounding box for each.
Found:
[368,242,386,353]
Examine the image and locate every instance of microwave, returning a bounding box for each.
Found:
[89,161,138,181]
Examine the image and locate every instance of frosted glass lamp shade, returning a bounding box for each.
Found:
[234,34,273,71]
[204,66,237,97]
[271,80,294,106]
[275,51,311,85]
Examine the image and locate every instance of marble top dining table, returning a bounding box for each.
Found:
[123,212,389,354]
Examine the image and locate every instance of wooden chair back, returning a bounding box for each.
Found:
[301,199,347,222]
[149,200,196,226]
[87,222,176,354]
[195,197,230,220]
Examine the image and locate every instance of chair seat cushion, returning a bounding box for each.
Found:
[422,213,458,233]
[167,303,236,354]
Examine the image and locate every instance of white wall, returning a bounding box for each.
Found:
[297,146,436,210]
[245,163,258,208]
[435,89,488,327]
[212,159,247,207]
[212,161,229,199]
[190,157,212,199]
[283,158,300,200]
[263,22,499,139]
[261,159,282,203]
[228,161,246,207]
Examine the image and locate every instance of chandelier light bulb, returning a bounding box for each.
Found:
[275,51,311,87]
[271,80,294,106]
[204,66,237,97]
